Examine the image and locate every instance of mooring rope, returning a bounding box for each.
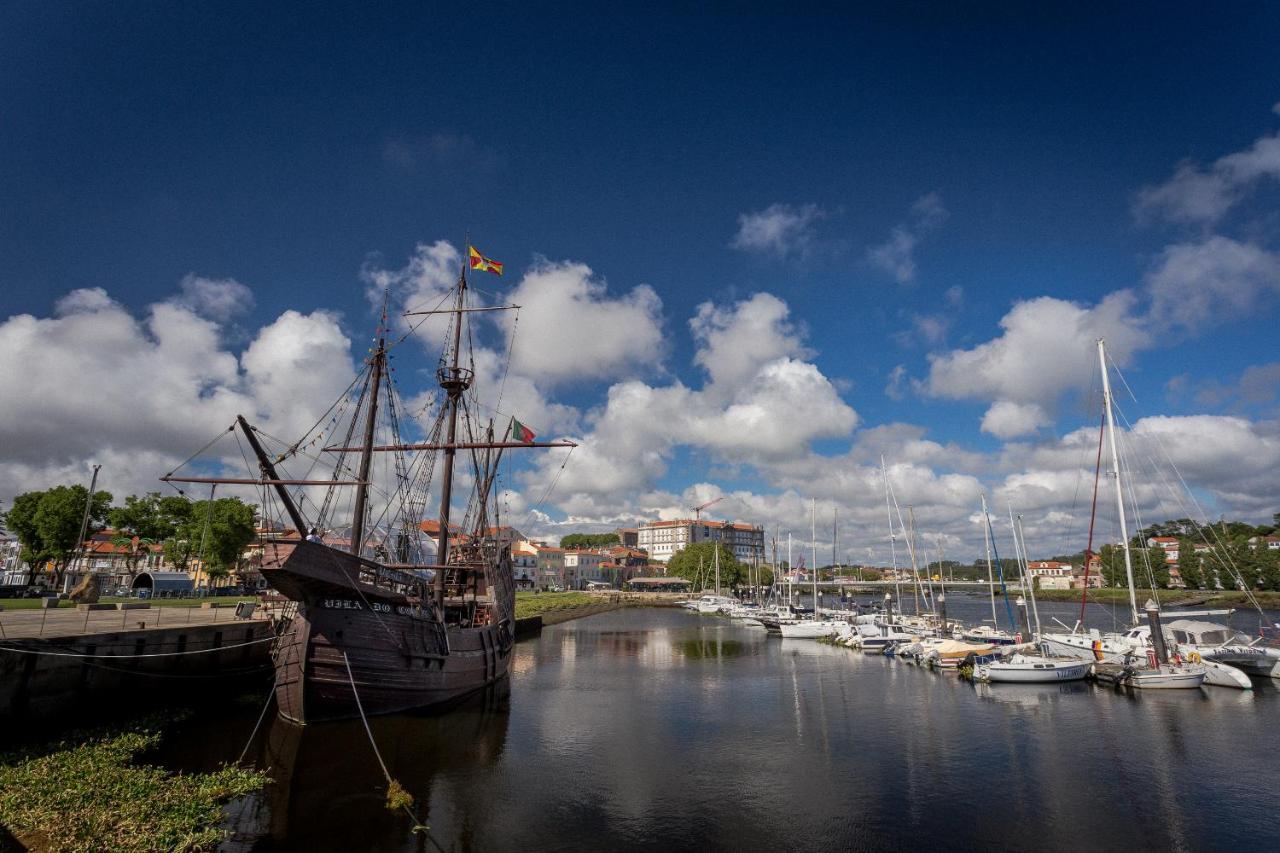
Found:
[0,631,288,659]
[340,651,447,853]
[238,670,280,765]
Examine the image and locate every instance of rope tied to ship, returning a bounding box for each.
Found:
[0,631,291,659]
[341,651,447,852]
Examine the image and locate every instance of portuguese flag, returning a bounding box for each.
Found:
[511,417,536,443]
[468,245,504,276]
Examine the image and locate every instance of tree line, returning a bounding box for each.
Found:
[2,486,257,589]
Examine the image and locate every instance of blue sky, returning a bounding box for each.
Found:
[3,3,1279,560]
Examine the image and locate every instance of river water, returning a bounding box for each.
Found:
[196,599,1278,852]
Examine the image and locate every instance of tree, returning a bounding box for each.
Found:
[1,486,113,588]
[666,542,745,590]
[109,493,192,541]
[1097,544,1127,588]
[165,497,257,584]
[1176,541,1204,590]
[107,494,194,579]
[559,532,620,549]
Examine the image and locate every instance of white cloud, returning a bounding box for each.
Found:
[175,274,255,322]
[1134,130,1280,224]
[500,259,665,385]
[980,400,1050,439]
[516,292,858,523]
[922,290,1149,408]
[363,243,666,389]
[730,203,824,257]
[690,292,810,392]
[0,282,354,507]
[868,192,949,284]
[1144,236,1280,334]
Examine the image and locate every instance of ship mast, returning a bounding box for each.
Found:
[434,265,472,608]
[237,415,308,536]
[349,339,385,557]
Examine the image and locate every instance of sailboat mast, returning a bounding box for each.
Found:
[713,541,721,596]
[435,267,470,608]
[810,498,818,613]
[881,456,902,609]
[349,341,384,557]
[1098,338,1139,625]
[981,492,998,627]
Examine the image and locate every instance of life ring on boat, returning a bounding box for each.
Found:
[1187,651,1202,664]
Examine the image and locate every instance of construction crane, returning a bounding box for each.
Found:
[691,496,726,521]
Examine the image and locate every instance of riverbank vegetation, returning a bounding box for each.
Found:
[0,715,266,852]
[1031,587,1280,608]
[514,591,601,619]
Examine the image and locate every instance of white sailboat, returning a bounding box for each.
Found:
[977,507,1090,683]
[1040,339,1205,689]
[779,499,839,639]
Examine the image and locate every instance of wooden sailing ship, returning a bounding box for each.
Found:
[163,252,573,723]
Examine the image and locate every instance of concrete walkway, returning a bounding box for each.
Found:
[0,605,272,641]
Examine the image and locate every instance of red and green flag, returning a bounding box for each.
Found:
[511,417,536,443]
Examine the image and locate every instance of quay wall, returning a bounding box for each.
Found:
[0,621,273,722]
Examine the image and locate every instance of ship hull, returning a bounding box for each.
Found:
[261,539,515,724]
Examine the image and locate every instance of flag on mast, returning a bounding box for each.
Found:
[511,417,536,443]
[468,245,504,276]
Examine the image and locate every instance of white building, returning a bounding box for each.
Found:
[1,535,30,587]
[564,550,606,589]
[511,542,539,590]
[636,519,765,564]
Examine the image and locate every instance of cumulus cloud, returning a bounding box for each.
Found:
[500,259,665,384]
[1144,236,1280,334]
[0,283,354,505]
[867,192,949,284]
[980,401,1051,439]
[174,274,255,322]
[922,290,1149,409]
[690,292,810,392]
[1134,129,1280,224]
[996,414,1280,527]
[730,203,824,258]
[516,292,857,522]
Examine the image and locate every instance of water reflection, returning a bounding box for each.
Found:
[212,607,1280,852]
[250,683,510,851]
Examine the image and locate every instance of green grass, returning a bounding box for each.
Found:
[1032,587,1280,607]
[0,715,266,852]
[514,591,603,619]
[0,596,256,610]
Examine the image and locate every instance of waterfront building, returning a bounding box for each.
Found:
[564,549,605,589]
[511,541,539,590]
[529,544,566,590]
[1146,536,1180,563]
[63,530,167,593]
[0,534,30,587]
[636,518,765,564]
